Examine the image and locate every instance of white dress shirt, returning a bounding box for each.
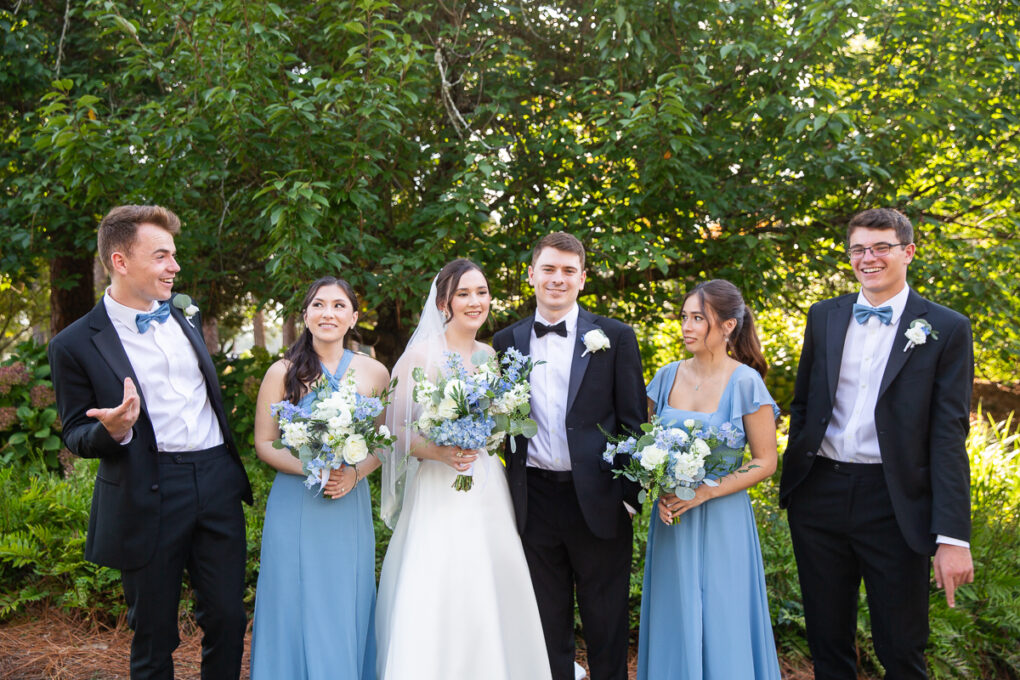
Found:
[526,305,578,471]
[104,293,224,452]
[819,285,966,547]
[819,285,910,464]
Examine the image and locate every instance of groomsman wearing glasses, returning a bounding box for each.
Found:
[48,205,252,679]
[494,232,646,680]
[781,208,975,679]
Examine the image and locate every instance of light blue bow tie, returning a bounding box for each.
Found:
[135,301,172,333]
[852,303,893,326]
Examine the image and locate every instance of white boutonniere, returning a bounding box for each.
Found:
[581,329,611,356]
[903,318,938,352]
[172,294,200,328]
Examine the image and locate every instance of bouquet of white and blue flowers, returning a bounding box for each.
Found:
[272,371,396,492]
[413,348,539,491]
[603,417,742,523]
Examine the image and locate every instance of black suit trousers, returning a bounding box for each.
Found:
[523,470,632,680]
[787,458,930,680]
[121,447,247,680]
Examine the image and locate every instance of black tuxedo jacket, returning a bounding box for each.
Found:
[780,289,973,555]
[493,307,646,539]
[48,296,253,570]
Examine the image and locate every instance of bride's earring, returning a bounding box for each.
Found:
[441,309,451,322]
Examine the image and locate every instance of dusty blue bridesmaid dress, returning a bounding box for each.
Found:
[251,350,376,680]
[637,361,781,680]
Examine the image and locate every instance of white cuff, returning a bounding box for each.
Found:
[936,535,969,549]
[118,428,134,445]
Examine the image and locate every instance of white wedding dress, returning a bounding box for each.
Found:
[375,279,551,680]
[376,448,551,679]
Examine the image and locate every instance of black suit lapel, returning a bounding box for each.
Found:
[170,304,218,391]
[170,302,233,442]
[88,303,148,414]
[566,310,598,414]
[825,299,854,405]
[878,291,928,398]
[512,314,534,357]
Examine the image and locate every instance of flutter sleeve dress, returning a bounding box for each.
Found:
[636,361,782,680]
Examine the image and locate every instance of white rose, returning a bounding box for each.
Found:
[436,397,459,420]
[692,438,711,459]
[343,434,369,464]
[581,329,611,355]
[683,419,696,430]
[639,445,668,470]
[673,457,700,481]
[905,326,927,345]
[185,304,199,317]
[377,425,391,438]
[415,416,434,433]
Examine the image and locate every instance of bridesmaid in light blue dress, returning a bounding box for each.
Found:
[250,277,390,680]
[637,279,782,680]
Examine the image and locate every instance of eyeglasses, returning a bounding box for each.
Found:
[847,242,910,259]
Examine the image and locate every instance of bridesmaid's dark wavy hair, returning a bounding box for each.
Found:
[283,277,360,403]
[434,258,485,323]
[684,279,768,378]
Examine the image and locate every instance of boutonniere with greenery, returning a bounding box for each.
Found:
[172,294,200,328]
[903,318,938,352]
[581,329,611,356]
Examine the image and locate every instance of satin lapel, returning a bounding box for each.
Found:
[88,303,148,414]
[879,291,928,398]
[566,311,597,414]
[512,315,534,357]
[825,300,853,405]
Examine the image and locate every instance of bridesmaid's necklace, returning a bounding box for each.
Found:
[686,359,714,391]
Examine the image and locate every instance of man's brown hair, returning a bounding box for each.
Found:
[97,205,181,273]
[531,232,586,269]
[846,208,913,245]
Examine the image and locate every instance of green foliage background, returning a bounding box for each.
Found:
[1,0,1018,375]
[2,0,1019,676]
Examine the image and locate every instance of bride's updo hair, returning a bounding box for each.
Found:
[434,258,485,323]
[283,276,360,403]
[683,279,768,378]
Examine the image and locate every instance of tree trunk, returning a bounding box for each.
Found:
[202,316,219,356]
[49,254,96,336]
[253,309,266,348]
[282,314,297,348]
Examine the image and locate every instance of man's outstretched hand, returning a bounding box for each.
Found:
[86,377,140,443]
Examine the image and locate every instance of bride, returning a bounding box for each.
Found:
[375,259,552,680]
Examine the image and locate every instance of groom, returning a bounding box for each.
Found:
[494,232,646,680]
[781,208,974,679]
[48,205,252,679]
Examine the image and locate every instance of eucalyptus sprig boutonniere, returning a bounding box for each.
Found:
[172,294,200,328]
[903,318,938,352]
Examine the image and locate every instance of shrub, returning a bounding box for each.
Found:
[0,340,64,474]
[0,459,122,620]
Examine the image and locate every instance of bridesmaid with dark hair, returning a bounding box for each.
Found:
[637,279,782,680]
[251,277,390,680]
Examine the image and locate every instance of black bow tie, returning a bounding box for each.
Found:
[534,320,567,338]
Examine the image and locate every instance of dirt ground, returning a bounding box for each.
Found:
[0,607,827,679]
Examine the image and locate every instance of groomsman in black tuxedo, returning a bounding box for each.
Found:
[48,205,252,680]
[493,232,646,680]
[781,208,975,679]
